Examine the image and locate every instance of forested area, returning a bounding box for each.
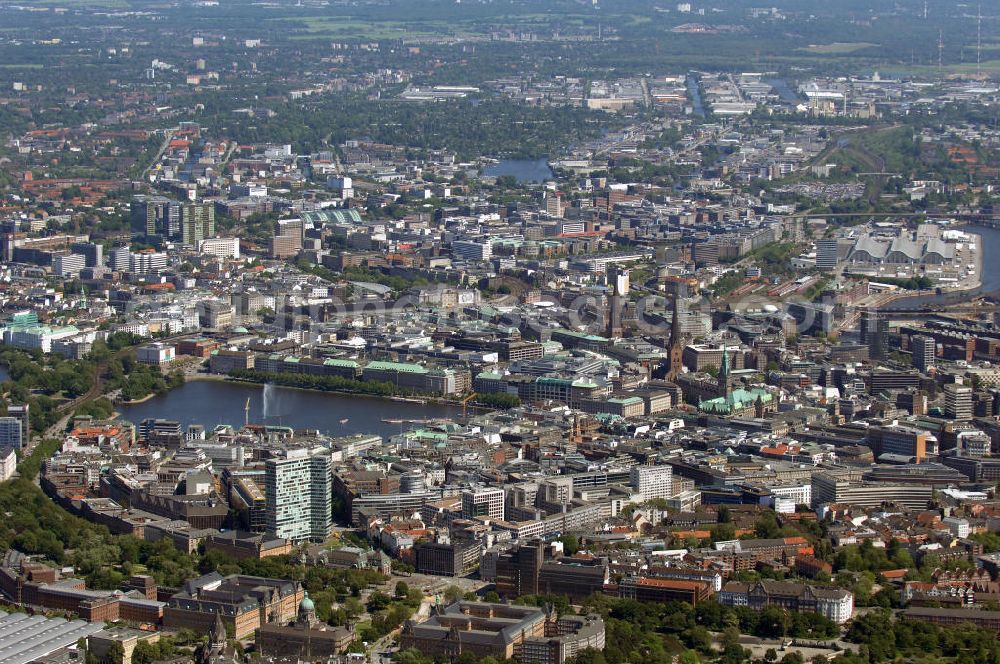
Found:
[202,97,612,159]
[0,337,184,434]
[0,348,96,434]
[228,369,399,398]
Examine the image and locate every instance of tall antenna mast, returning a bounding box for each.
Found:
[923,1,927,20]
[938,30,944,71]
[977,4,982,75]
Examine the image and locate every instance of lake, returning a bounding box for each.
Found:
[117,379,464,438]
[481,159,553,183]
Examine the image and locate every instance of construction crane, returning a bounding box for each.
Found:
[461,393,477,420]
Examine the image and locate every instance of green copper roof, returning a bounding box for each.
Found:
[699,388,774,415]
[324,358,359,368]
[365,361,428,374]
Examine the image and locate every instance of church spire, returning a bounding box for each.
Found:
[670,294,681,347]
[662,294,685,381]
[718,345,732,399]
[210,610,226,648]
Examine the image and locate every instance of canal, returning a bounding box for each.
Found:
[686,73,705,117]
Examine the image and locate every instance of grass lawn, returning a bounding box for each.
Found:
[800,42,879,54]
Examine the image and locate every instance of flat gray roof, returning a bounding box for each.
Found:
[0,610,105,664]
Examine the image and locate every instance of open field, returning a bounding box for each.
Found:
[801,42,879,54]
[878,59,1000,76]
[13,0,129,7]
[272,16,481,41]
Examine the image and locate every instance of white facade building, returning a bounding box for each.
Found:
[461,487,505,521]
[815,587,855,624]
[129,251,168,274]
[2,325,80,353]
[136,343,176,366]
[199,237,241,259]
[765,483,812,509]
[942,516,970,539]
[630,465,674,502]
[53,253,86,278]
[265,448,332,542]
[0,447,16,481]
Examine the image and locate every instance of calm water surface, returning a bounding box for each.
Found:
[481,159,553,183]
[118,380,463,438]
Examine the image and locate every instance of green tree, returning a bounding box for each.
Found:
[758,606,789,639]
[559,534,580,556]
[754,512,782,539]
[132,642,158,664]
[102,641,125,664]
[344,597,364,618]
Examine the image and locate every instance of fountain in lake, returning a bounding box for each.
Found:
[262,383,281,420]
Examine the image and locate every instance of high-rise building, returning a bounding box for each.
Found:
[944,383,973,420]
[265,448,332,542]
[180,203,216,245]
[912,335,935,372]
[0,220,17,263]
[461,487,505,521]
[109,246,131,271]
[6,404,29,449]
[495,540,545,598]
[545,191,563,218]
[815,239,840,272]
[0,417,24,450]
[129,251,168,275]
[269,234,302,259]
[862,312,890,361]
[71,242,103,268]
[131,196,181,238]
[630,465,673,501]
[266,218,304,258]
[692,240,720,267]
[53,253,86,278]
